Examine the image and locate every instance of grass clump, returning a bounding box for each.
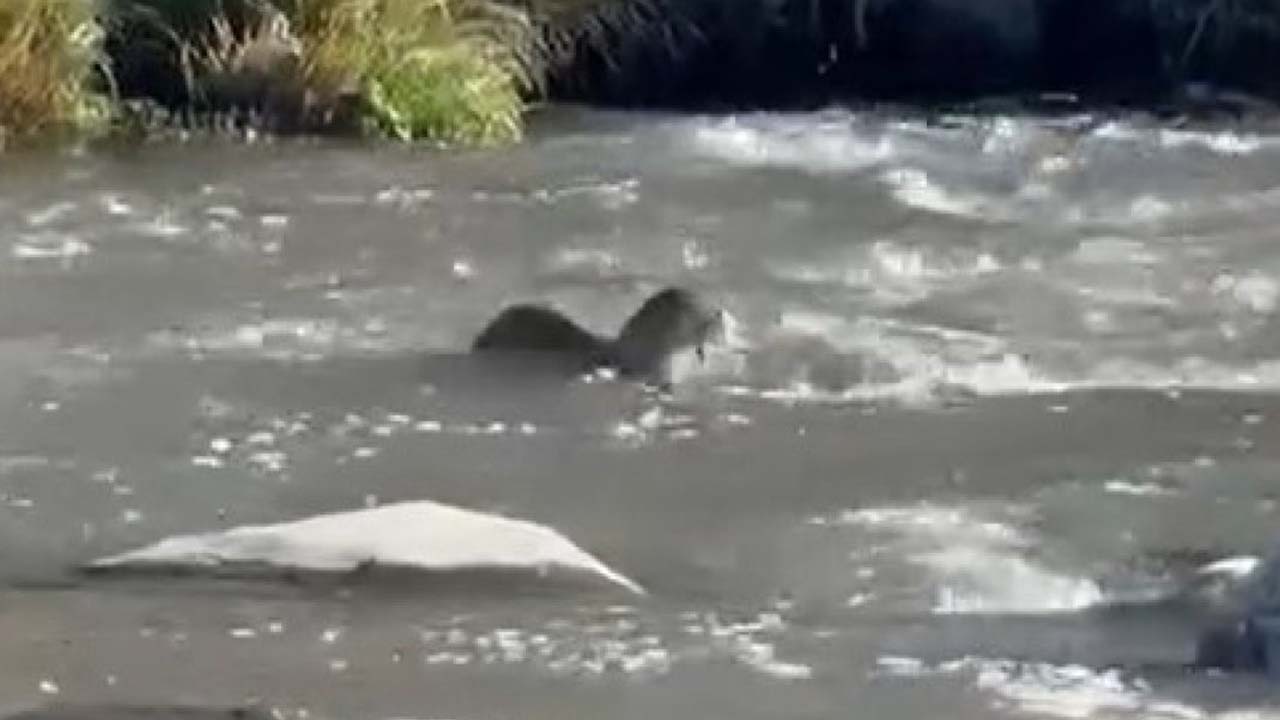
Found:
[280,0,535,145]
[0,0,108,147]
[0,0,629,148]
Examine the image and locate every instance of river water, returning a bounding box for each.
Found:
[1,107,1279,718]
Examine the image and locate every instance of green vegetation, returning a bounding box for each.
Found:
[0,0,107,148]
[0,0,613,149]
[287,0,534,145]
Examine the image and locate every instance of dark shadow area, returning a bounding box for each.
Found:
[93,0,1280,123]
[542,0,1280,113]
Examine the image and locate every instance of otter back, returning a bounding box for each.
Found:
[472,305,609,359]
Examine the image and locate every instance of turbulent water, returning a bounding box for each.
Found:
[1,107,1280,718]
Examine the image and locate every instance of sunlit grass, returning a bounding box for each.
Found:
[0,0,647,148]
[285,0,533,145]
[0,0,107,147]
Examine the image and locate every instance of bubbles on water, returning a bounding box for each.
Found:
[1128,195,1175,223]
[846,593,874,608]
[374,185,435,209]
[6,495,35,510]
[99,194,135,217]
[1103,480,1177,497]
[248,450,288,473]
[771,241,1003,310]
[1211,271,1279,314]
[134,211,190,239]
[26,201,78,227]
[408,605,807,683]
[205,206,243,221]
[881,167,993,220]
[609,404,715,446]
[1092,121,1272,156]
[688,113,895,173]
[414,420,443,434]
[874,656,927,677]
[11,233,92,262]
[732,641,813,681]
[451,259,476,281]
[247,431,277,446]
[812,504,1104,614]
[681,239,711,270]
[885,656,1225,720]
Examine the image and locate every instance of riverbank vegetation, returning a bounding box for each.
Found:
[0,0,107,149]
[3,0,571,148]
[3,0,1280,151]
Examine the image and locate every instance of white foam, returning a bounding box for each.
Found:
[928,548,1104,614]
[874,656,928,676]
[828,505,1103,614]
[1197,556,1261,583]
[545,248,623,278]
[539,178,640,210]
[11,233,92,260]
[1093,122,1275,157]
[875,656,1272,720]
[89,500,644,595]
[776,243,1004,307]
[145,316,417,358]
[1211,272,1280,314]
[725,311,1065,406]
[720,304,1280,405]
[1158,129,1266,156]
[26,201,77,227]
[882,167,1004,221]
[970,659,1191,719]
[1103,480,1176,497]
[689,115,894,173]
[99,194,135,217]
[134,214,190,238]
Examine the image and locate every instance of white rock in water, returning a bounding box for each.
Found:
[87,500,644,595]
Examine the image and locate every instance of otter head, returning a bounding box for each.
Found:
[611,287,725,379]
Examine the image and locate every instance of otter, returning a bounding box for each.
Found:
[472,287,725,383]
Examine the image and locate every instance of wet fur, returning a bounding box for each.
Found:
[471,287,721,380]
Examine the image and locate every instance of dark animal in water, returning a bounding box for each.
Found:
[472,287,725,382]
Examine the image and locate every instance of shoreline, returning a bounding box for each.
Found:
[4,0,1280,150]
